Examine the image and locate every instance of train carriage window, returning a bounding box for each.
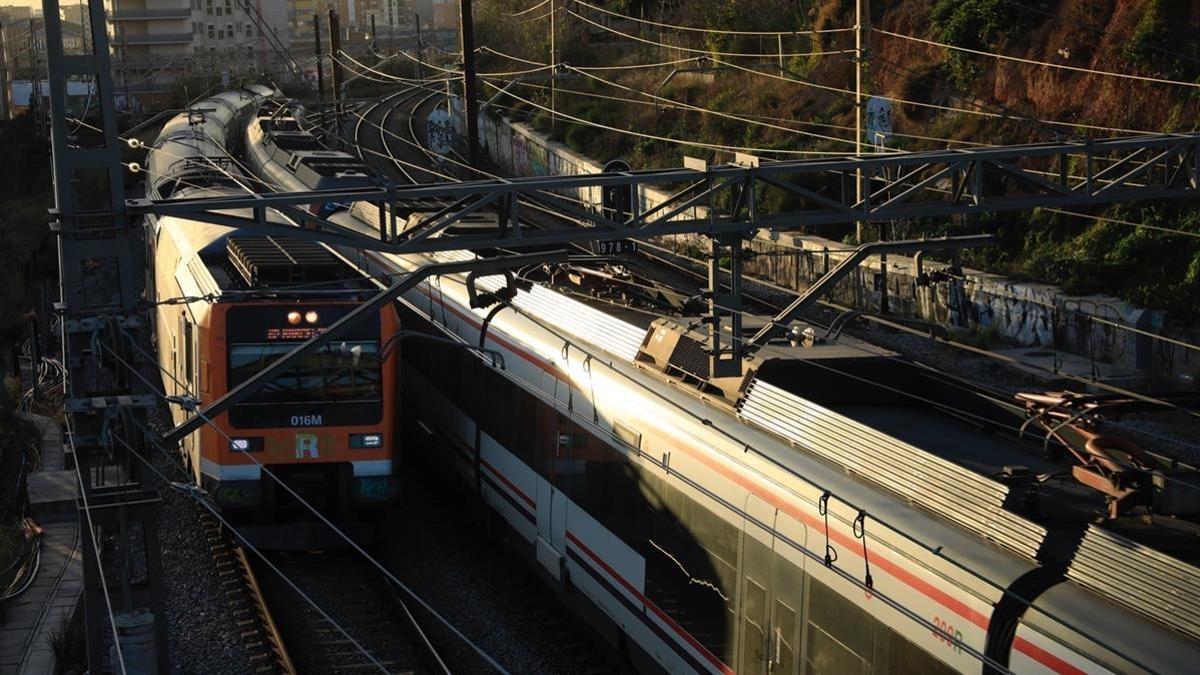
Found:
[556,430,743,667]
[475,366,540,468]
[643,475,739,667]
[877,625,955,675]
[741,579,768,675]
[805,580,873,675]
[228,341,381,404]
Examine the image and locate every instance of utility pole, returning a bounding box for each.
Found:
[414,13,423,80]
[0,20,8,121]
[459,0,480,164]
[314,14,325,109]
[549,0,556,131]
[42,1,168,671]
[854,0,869,243]
[329,9,343,145]
[78,0,88,54]
[370,13,377,51]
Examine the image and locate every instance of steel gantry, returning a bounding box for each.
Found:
[42,0,169,671]
[130,129,1200,377]
[130,131,1200,251]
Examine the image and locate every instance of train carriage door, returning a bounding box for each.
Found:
[770,511,806,675]
[741,494,776,675]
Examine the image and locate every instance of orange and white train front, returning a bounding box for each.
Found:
[193,300,399,524]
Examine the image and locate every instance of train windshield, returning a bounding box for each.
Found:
[228,341,382,404]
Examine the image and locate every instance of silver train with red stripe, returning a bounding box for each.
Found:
[324,234,1200,674]
[244,108,1200,673]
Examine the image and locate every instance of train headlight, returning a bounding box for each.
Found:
[229,437,263,453]
[286,310,302,325]
[305,310,320,324]
[349,433,382,449]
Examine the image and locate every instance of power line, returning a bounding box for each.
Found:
[106,433,398,674]
[65,418,130,675]
[563,66,870,148]
[874,27,1200,90]
[116,329,512,673]
[566,9,855,60]
[995,0,1200,70]
[571,0,853,37]
[1041,208,1200,240]
[717,54,1158,136]
[505,0,551,17]
[500,74,968,146]
[481,79,855,156]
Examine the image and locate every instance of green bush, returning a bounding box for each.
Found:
[1123,0,1192,77]
[929,0,1044,88]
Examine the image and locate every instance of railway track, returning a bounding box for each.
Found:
[250,549,448,674]
[337,87,626,675]
[200,515,294,674]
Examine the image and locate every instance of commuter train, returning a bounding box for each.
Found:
[242,98,1200,672]
[145,87,398,547]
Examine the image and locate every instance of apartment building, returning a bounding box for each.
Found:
[101,0,290,104]
[2,18,84,74]
[430,0,456,31]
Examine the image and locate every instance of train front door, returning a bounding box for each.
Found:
[740,494,807,675]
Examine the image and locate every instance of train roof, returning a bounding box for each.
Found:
[157,188,375,299]
[441,248,1200,644]
[249,111,376,191]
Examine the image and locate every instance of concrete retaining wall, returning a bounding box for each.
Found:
[460,106,1197,384]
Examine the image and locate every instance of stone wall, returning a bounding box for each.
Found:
[460,106,1198,384]
[453,98,706,221]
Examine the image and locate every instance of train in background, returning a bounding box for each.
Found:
[144,87,398,547]
[244,96,1200,672]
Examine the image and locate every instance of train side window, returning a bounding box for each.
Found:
[804,579,872,675]
[877,625,955,675]
[479,366,540,468]
[741,578,768,675]
[773,599,797,675]
[643,476,739,666]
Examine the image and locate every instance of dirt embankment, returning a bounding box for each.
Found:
[864,0,1200,139]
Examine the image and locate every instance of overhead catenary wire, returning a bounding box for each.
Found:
[115,331,512,674]
[571,0,853,37]
[105,433,404,674]
[332,51,460,85]
[505,0,551,17]
[565,66,876,149]
[712,55,1159,136]
[874,27,1200,90]
[566,9,856,60]
[360,86,1196,416]
[480,79,860,157]
[65,416,130,675]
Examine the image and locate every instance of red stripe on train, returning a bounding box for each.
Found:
[566,531,734,675]
[379,252,1078,674]
[480,458,536,510]
[1013,636,1087,675]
